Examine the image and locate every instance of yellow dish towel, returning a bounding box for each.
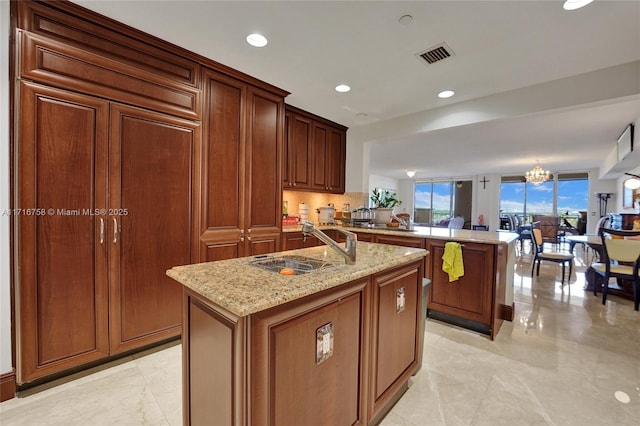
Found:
[442,242,464,282]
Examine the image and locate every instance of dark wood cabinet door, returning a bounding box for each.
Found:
[252,280,367,426]
[427,240,494,324]
[369,262,421,423]
[281,232,320,250]
[199,70,245,260]
[310,122,328,191]
[327,127,346,193]
[283,111,291,188]
[287,114,312,189]
[109,103,199,353]
[17,82,110,383]
[245,87,283,239]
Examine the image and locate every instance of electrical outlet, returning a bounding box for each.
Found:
[396,287,406,313]
[316,323,334,364]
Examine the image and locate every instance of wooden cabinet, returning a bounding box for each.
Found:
[200,69,283,262]
[180,259,424,426]
[108,103,197,354]
[251,278,368,426]
[283,111,313,190]
[369,262,422,424]
[17,82,199,382]
[284,105,347,194]
[281,232,321,250]
[425,240,496,336]
[374,234,425,249]
[11,0,288,386]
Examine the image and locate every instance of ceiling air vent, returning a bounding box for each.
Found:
[416,43,454,65]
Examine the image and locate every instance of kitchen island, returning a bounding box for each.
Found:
[284,225,519,339]
[167,242,428,426]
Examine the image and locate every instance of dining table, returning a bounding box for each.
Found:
[565,234,634,300]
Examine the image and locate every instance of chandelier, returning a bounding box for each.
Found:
[525,161,550,186]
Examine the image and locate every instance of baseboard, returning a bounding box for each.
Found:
[1,370,16,402]
[500,303,515,321]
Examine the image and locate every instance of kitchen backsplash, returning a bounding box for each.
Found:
[283,190,369,221]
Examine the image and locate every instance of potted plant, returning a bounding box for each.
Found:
[370,189,402,224]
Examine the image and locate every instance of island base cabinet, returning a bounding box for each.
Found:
[426,240,495,337]
[180,260,426,426]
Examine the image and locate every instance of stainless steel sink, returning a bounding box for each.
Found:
[249,255,338,275]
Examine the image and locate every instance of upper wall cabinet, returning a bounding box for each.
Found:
[17,2,201,120]
[283,105,347,194]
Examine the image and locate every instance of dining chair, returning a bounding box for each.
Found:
[592,228,640,311]
[448,216,464,229]
[532,215,561,248]
[531,227,574,285]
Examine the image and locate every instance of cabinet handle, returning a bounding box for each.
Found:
[240,237,244,242]
[247,236,252,241]
[99,218,104,244]
[113,217,118,243]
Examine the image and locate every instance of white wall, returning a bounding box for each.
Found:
[1,0,13,375]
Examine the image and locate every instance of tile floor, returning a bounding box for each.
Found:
[1,244,639,425]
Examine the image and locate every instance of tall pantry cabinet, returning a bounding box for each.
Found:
[12,0,286,385]
[199,70,283,262]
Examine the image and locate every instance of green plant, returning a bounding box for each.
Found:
[370,188,402,209]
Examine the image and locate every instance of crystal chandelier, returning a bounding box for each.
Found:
[525,161,550,186]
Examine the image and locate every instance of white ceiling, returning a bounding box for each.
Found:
[73,0,640,180]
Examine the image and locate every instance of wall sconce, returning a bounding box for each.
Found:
[406,170,416,178]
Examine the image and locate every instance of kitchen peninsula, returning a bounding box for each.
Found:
[285,225,519,339]
[167,242,428,426]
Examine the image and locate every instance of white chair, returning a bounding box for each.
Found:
[448,216,464,229]
[592,228,640,311]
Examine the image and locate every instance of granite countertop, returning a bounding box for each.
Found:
[167,242,427,317]
[283,224,519,245]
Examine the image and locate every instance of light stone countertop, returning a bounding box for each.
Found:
[167,242,427,317]
[283,224,519,245]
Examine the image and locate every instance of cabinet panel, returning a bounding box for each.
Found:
[281,232,320,251]
[251,279,368,426]
[18,0,199,86]
[310,122,328,191]
[374,234,425,249]
[288,114,312,189]
[427,240,494,325]
[246,87,283,233]
[199,71,245,259]
[369,263,421,424]
[21,32,200,120]
[327,127,346,193]
[17,82,110,383]
[109,104,198,352]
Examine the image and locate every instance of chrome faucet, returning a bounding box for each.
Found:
[302,222,357,265]
[392,214,413,231]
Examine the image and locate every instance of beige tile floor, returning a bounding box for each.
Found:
[1,243,639,425]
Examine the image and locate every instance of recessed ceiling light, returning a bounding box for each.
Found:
[246,33,268,47]
[563,0,595,11]
[438,90,455,98]
[335,84,351,93]
[406,170,416,178]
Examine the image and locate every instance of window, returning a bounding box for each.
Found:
[499,173,588,231]
[414,180,472,226]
